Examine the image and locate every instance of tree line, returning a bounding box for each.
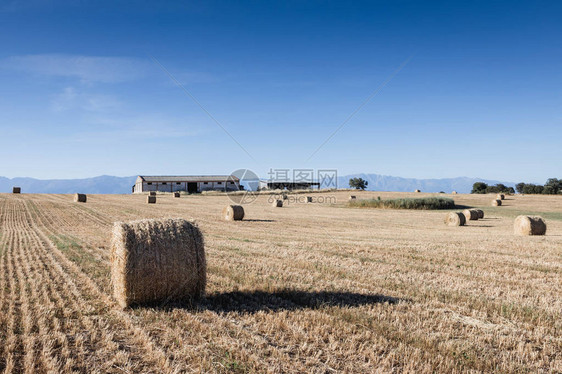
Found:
[471,178,562,195]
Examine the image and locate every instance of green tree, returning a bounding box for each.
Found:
[545,178,561,194]
[471,182,488,194]
[516,183,525,194]
[349,177,368,190]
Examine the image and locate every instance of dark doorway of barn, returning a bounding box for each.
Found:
[188,182,197,193]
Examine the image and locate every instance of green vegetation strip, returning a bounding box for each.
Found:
[349,197,455,210]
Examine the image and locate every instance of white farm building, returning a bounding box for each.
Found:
[132,175,240,194]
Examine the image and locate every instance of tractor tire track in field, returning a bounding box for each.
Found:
[0,198,175,373]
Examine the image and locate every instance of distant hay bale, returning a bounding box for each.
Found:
[349,195,357,201]
[273,199,283,207]
[491,199,502,206]
[463,209,479,221]
[147,196,156,204]
[497,194,505,200]
[282,193,288,200]
[110,218,206,308]
[475,209,484,219]
[222,205,244,221]
[451,191,457,195]
[174,192,180,198]
[12,187,21,194]
[414,189,421,193]
[444,212,466,226]
[149,191,156,196]
[74,193,87,203]
[305,196,313,203]
[514,215,546,236]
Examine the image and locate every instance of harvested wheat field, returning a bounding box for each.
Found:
[0,191,561,373]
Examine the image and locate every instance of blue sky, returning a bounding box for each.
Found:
[0,1,560,183]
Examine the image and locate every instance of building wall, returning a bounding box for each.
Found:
[133,180,240,193]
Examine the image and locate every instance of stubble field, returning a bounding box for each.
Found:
[0,191,560,373]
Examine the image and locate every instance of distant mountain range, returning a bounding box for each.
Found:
[0,175,137,194]
[0,173,514,194]
[338,174,515,194]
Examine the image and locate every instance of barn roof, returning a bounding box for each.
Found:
[138,175,239,182]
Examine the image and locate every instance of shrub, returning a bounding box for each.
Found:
[349,197,455,210]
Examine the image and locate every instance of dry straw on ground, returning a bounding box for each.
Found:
[74,193,87,203]
[444,212,466,226]
[174,192,180,198]
[463,209,479,221]
[475,209,484,219]
[12,187,21,194]
[147,196,156,204]
[110,218,206,308]
[492,199,502,206]
[514,215,547,236]
[273,200,283,207]
[222,205,244,220]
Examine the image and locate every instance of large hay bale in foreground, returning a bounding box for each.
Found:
[222,205,244,220]
[463,209,479,221]
[147,196,156,204]
[74,193,87,203]
[445,212,466,226]
[514,215,546,236]
[149,191,156,196]
[491,199,502,206]
[475,209,484,219]
[174,192,180,198]
[273,199,283,207]
[12,187,21,194]
[111,218,206,308]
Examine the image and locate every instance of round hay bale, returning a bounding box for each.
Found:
[149,191,157,196]
[272,199,283,207]
[305,196,313,203]
[462,209,479,221]
[349,195,357,201]
[414,189,421,193]
[444,212,466,226]
[491,199,502,206]
[514,215,546,236]
[282,193,288,200]
[74,193,87,203]
[496,194,505,200]
[174,192,181,198]
[111,218,206,308]
[475,209,484,219]
[12,187,21,194]
[147,196,156,204]
[222,205,244,221]
[451,191,457,195]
